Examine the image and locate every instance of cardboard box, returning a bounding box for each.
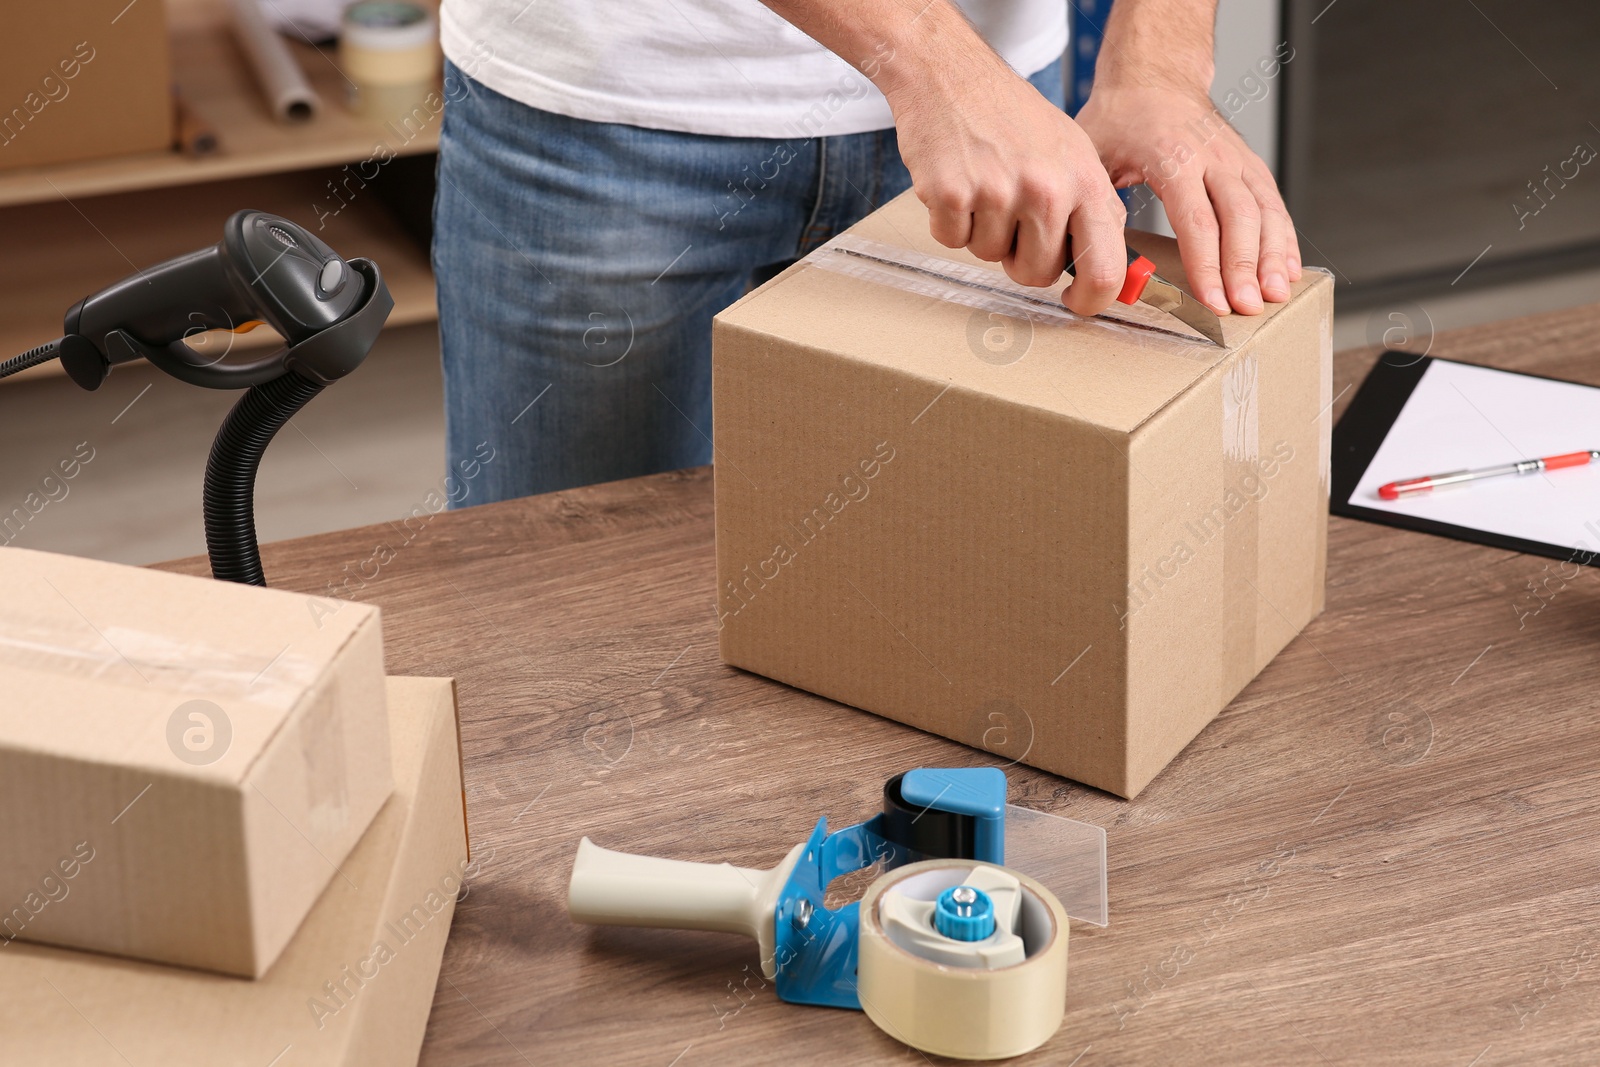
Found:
[0,546,391,976]
[0,676,470,1067]
[713,192,1333,798]
[0,0,173,173]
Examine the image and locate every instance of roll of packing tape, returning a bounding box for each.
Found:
[857,859,1069,1060]
[339,2,439,117]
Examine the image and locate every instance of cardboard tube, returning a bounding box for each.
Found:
[857,860,1070,1061]
[229,0,320,123]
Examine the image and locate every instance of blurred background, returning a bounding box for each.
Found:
[1116,0,1600,349]
[2,0,1596,565]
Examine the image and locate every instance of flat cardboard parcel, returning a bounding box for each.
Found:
[0,676,470,1067]
[0,546,392,977]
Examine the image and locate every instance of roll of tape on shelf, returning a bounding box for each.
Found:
[340,2,439,88]
[857,859,1069,1061]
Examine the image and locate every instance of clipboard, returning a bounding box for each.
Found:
[1332,351,1600,567]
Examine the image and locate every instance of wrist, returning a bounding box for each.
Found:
[1091,0,1216,96]
[1091,57,1214,98]
[870,4,1013,108]
[1081,82,1216,114]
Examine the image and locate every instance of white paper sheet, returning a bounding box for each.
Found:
[1351,359,1600,555]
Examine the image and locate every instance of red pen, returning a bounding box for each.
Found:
[1379,449,1600,500]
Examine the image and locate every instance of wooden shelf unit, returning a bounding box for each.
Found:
[0,0,441,383]
[0,0,441,208]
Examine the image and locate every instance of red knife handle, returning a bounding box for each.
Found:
[1118,252,1157,305]
[1065,245,1157,304]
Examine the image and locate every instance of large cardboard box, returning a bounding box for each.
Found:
[0,676,471,1067]
[713,192,1333,798]
[0,547,392,976]
[0,0,173,172]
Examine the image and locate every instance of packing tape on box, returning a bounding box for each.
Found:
[1217,271,1332,704]
[0,621,317,708]
[1221,356,1262,698]
[856,859,1070,1061]
[1222,452,1261,699]
[813,234,1220,361]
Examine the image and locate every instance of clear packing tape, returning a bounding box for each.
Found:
[0,619,318,711]
[813,233,1225,360]
[853,805,1104,1059]
[859,858,1072,1060]
[1006,803,1107,927]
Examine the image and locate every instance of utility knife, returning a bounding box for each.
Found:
[1067,245,1225,347]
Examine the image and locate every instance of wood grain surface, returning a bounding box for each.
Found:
[156,304,1600,1066]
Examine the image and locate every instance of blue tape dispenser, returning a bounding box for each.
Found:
[569,768,1003,1003]
[567,768,1106,1060]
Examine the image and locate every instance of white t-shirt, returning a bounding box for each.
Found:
[440,1,1067,138]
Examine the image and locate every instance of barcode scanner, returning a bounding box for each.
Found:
[62,210,377,389]
[1,209,393,586]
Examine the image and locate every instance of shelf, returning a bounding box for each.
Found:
[0,170,436,383]
[0,0,441,209]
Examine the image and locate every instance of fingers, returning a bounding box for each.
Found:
[1004,192,1069,288]
[968,203,1019,264]
[1070,86,1304,310]
[1204,170,1263,314]
[927,201,975,250]
[924,179,1098,296]
[1163,146,1304,315]
[1060,190,1128,317]
[1160,174,1228,315]
[902,74,1128,307]
[1246,167,1295,302]
[1261,160,1303,282]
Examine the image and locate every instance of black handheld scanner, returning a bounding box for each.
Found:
[61,210,391,391]
[4,209,393,587]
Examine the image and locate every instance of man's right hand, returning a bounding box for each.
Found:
[885,57,1133,319]
[757,0,1133,319]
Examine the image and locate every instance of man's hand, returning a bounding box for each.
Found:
[884,47,1132,318]
[757,0,1297,318]
[756,0,1134,319]
[1079,0,1300,316]
[1076,86,1302,315]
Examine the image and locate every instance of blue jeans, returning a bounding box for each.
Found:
[434,57,1066,502]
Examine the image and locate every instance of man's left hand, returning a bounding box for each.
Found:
[1075,85,1302,316]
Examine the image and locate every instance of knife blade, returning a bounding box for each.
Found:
[1066,245,1225,347]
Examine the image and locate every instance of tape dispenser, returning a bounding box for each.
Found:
[567,767,1107,1060]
